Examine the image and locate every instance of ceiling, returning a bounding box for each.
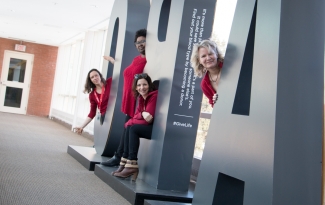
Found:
[0,0,115,46]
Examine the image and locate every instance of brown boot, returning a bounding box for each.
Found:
[111,157,127,175]
[114,160,138,181]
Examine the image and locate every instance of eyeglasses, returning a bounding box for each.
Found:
[134,40,146,45]
[134,73,148,79]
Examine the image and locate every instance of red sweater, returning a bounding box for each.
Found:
[201,71,216,107]
[87,78,112,119]
[122,55,147,117]
[125,90,158,127]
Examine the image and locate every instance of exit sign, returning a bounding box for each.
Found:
[15,44,26,52]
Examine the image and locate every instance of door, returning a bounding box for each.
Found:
[0,50,34,114]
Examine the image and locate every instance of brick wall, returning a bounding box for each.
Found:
[0,37,58,117]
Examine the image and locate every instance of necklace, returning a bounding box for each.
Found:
[209,72,219,83]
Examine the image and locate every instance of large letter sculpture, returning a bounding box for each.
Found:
[97,0,217,192]
[193,0,324,204]
[94,0,150,156]
[137,0,216,191]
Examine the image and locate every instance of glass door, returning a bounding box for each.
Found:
[0,50,34,114]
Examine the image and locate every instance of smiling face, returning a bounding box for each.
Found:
[89,71,101,86]
[135,36,146,56]
[136,78,149,98]
[198,47,218,71]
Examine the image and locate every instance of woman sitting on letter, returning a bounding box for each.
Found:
[111,73,158,181]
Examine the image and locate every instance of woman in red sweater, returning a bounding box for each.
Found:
[103,29,147,118]
[111,73,158,181]
[101,29,147,166]
[191,39,223,107]
[73,68,111,134]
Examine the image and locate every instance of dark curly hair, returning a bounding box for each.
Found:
[134,29,147,43]
[132,73,156,97]
[83,68,106,94]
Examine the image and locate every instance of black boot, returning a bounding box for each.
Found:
[101,152,121,167]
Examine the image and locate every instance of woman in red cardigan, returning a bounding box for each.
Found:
[111,73,158,181]
[101,29,147,166]
[73,68,111,134]
[103,29,147,118]
[191,39,223,107]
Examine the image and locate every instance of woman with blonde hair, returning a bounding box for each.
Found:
[191,39,223,107]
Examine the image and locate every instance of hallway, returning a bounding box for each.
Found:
[0,112,130,205]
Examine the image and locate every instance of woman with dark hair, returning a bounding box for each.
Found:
[191,39,223,107]
[101,28,148,166]
[111,73,158,181]
[73,69,112,134]
[103,28,147,118]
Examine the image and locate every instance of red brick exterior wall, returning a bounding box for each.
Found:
[0,37,58,117]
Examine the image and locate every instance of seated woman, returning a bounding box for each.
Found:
[73,68,111,134]
[191,39,223,107]
[112,73,158,181]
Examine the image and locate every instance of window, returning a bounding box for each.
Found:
[51,29,107,135]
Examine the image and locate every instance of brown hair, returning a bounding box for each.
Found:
[131,73,156,97]
[83,68,106,93]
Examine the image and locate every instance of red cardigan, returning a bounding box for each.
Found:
[201,71,216,107]
[125,90,158,127]
[122,55,147,117]
[87,78,112,119]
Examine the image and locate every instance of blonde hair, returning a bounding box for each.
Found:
[190,39,223,78]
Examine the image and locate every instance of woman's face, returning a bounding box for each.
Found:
[198,47,218,70]
[136,78,149,98]
[89,71,101,86]
[135,36,146,55]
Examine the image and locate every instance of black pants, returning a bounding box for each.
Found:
[116,124,152,160]
[116,115,131,157]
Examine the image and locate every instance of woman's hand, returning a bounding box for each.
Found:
[103,56,115,64]
[212,93,218,104]
[73,127,83,135]
[142,111,153,123]
[75,117,92,134]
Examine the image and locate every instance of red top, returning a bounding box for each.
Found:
[125,90,158,127]
[122,55,147,117]
[201,71,216,107]
[88,78,112,119]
